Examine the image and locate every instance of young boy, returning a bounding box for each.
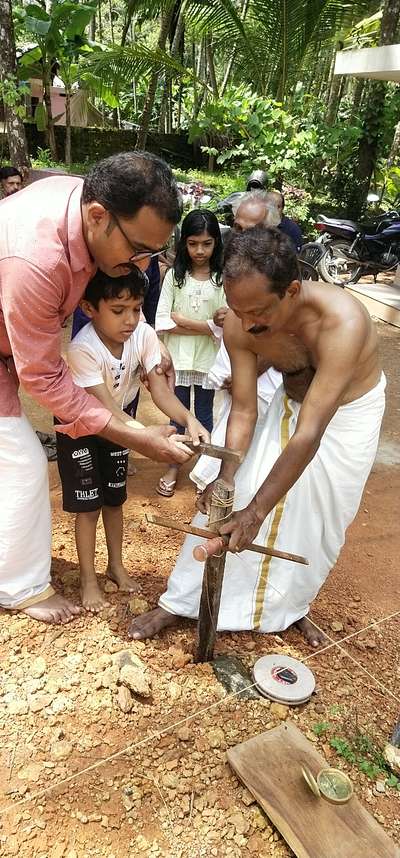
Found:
[56,268,208,612]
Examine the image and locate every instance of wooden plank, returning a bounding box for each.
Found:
[227,723,400,858]
[195,478,234,663]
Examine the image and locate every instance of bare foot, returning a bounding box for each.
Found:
[106,566,140,593]
[128,607,179,640]
[295,616,327,648]
[22,593,82,625]
[81,579,110,613]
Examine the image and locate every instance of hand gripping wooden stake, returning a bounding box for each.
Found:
[147,442,308,663]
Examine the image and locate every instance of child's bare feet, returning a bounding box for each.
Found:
[106,565,140,593]
[81,579,110,613]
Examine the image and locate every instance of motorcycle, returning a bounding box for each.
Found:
[216,170,268,225]
[314,197,400,286]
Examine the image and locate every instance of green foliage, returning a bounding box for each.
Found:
[189,86,318,183]
[312,721,332,737]
[330,732,400,789]
[0,75,30,120]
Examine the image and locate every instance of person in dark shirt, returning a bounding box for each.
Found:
[266,191,303,252]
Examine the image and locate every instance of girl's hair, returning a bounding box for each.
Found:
[174,209,223,287]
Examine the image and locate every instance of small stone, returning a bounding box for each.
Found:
[169,647,193,669]
[119,664,151,697]
[18,762,43,782]
[384,743,400,776]
[375,780,386,793]
[76,811,88,824]
[128,597,150,614]
[227,811,249,835]
[270,702,289,720]
[207,727,225,749]
[247,833,264,853]
[252,808,268,830]
[28,694,53,713]
[364,637,377,649]
[241,787,255,806]
[50,740,73,762]
[117,686,133,713]
[8,699,29,716]
[31,656,47,678]
[331,621,344,632]
[104,580,118,594]
[177,726,190,742]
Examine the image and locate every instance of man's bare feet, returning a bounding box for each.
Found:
[81,579,110,613]
[295,616,327,648]
[128,607,179,640]
[106,565,140,593]
[22,593,82,625]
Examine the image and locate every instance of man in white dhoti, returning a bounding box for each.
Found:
[129,226,385,646]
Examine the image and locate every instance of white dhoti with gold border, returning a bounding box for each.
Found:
[159,374,386,632]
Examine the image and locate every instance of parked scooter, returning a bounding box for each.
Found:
[314,195,400,286]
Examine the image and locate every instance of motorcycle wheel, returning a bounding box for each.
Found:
[318,240,363,287]
[299,260,319,281]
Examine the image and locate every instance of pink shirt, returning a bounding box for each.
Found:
[0,176,111,437]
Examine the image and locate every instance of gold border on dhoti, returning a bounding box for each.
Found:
[13,584,55,611]
[253,396,293,630]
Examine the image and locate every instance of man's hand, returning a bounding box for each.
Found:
[140,341,175,393]
[185,414,210,446]
[196,479,219,515]
[139,425,193,464]
[213,307,228,328]
[219,505,264,552]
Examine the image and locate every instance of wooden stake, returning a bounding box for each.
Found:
[195,478,234,663]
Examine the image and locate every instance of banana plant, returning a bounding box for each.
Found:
[18,0,97,161]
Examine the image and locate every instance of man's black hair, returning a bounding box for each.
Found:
[82,151,182,223]
[224,226,300,298]
[84,267,148,310]
[0,166,22,181]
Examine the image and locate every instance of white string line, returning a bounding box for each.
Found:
[1,604,399,818]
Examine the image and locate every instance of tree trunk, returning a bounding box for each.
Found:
[43,66,57,161]
[206,38,219,100]
[65,86,71,167]
[348,0,400,218]
[136,5,174,151]
[221,0,250,95]
[0,0,30,171]
[90,13,96,41]
[387,120,400,166]
[350,78,365,122]
[98,0,103,41]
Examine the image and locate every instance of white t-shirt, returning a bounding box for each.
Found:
[66,321,161,410]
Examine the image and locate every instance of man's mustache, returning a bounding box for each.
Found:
[248,325,269,335]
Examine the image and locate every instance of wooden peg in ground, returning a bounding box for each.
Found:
[195,477,234,663]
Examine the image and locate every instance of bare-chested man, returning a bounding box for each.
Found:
[130,227,385,645]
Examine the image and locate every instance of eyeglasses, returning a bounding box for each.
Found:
[110,211,168,263]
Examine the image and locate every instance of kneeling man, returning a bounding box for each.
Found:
[130,227,385,645]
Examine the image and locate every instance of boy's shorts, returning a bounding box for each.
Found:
[56,430,129,513]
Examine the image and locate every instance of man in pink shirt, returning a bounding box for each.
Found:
[0,151,195,624]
